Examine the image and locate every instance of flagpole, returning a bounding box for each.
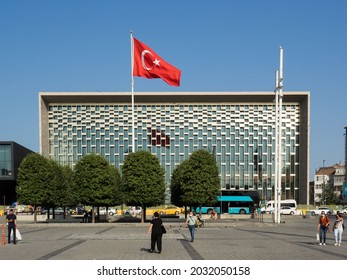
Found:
[130,31,135,152]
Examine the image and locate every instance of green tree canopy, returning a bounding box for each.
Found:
[318,181,340,205]
[180,149,220,208]
[121,151,165,221]
[17,153,49,207]
[16,153,63,221]
[59,164,78,208]
[170,159,188,207]
[73,153,122,209]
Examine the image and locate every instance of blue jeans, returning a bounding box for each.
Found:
[319,226,328,243]
[188,225,195,241]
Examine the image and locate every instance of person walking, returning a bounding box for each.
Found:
[317,211,331,246]
[186,211,197,242]
[6,208,17,245]
[83,210,89,223]
[148,212,164,254]
[333,212,344,246]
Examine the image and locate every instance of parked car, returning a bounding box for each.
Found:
[157,206,184,216]
[41,207,65,215]
[98,207,117,216]
[6,204,33,215]
[268,206,297,215]
[70,206,85,215]
[124,206,142,216]
[310,207,334,216]
[279,206,296,215]
[341,207,347,215]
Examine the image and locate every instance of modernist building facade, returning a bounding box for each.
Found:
[39,92,310,205]
[0,141,34,204]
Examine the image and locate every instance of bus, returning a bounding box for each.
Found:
[191,191,260,215]
[260,199,297,214]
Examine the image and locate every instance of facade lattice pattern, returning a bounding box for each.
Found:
[48,102,301,200]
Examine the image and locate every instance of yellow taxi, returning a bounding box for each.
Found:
[157,206,184,216]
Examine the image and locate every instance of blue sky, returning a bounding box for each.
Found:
[1,0,346,180]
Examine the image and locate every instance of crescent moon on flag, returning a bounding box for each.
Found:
[141,50,153,70]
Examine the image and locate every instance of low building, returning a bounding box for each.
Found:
[0,141,34,204]
[314,164,345,204]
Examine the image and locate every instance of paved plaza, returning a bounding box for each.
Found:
[0,214,346,260]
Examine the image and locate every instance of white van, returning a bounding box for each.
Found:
[261,199,297,214]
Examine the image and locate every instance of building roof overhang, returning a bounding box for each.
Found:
[39,91,310,104]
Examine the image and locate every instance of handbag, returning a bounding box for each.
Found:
[16,228,22,240]
[161,225,167,234]
[316,233,319,241]
[10,228,22,241]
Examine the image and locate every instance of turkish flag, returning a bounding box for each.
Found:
[133,37,181,86]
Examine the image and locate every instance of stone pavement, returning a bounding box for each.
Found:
[0,214,346,260]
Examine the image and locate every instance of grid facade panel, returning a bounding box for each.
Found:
[47,103,301,200]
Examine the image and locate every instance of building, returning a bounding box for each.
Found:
[39,91,310,204]
[0,141,34,204]
[314,164,346,204]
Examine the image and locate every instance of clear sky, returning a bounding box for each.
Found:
[1,0,346,180]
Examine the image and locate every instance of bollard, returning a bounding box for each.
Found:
[1,224,5,246]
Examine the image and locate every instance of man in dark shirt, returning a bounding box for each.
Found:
[6,209,17,245]
[147,212,164,254]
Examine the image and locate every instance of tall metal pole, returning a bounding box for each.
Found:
[130,32,135,152]
[274,70,279,223]
[277,47,283,224]
[274,47,283,224]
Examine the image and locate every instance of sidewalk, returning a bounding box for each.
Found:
[1,215,346,260]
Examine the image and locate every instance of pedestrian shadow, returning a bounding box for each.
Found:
[299,241,317,246]
[140,248,153,253]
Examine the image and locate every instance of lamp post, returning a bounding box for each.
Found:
[274,47,283,224]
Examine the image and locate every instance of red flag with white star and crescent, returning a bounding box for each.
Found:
[132,37,181,86]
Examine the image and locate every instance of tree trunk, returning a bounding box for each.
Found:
[141,205,145,223]
[34,205,37,223]
[92,206,95,223]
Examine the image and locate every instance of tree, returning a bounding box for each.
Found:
[59,164,79,215]
[109,164,123,206]
[73,153,122,223]
[16,153,53,222]
[180,150,220,213]
[121,151,165,223]
[170,159,188,207]
[43,159,66,216]
[318,180,340,205]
